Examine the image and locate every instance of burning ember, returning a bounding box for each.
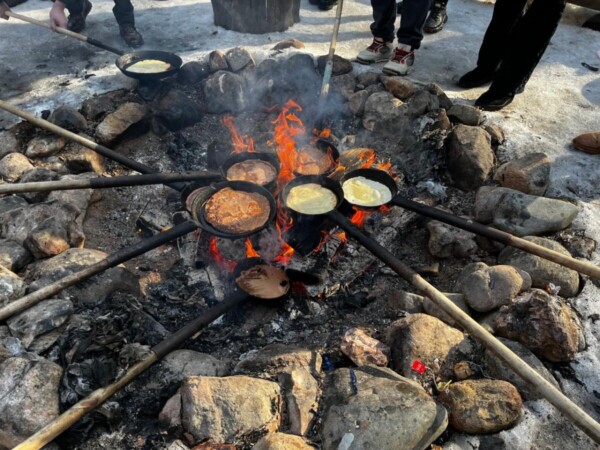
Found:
[209,237,237,272]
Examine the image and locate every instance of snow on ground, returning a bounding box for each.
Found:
[1,0,600,443]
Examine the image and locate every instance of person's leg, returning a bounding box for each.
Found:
[60,0,92,32]
[458,0,528,88]
[424,0,448,34]
[357,0,396,64]
[113,0,144,47]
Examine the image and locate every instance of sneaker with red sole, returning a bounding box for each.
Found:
[357,38,394,64]
[382,44,414,76]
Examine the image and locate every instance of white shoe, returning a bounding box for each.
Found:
[357,38,394,64]
[382,44,415,76]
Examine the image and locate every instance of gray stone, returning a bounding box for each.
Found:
[208,50,229,72]
[438,379,522,434]
[447,104,482,126]
[177,61,211,85]
[25,135,67,159]
[494,153,551,196]
[0,357,62,448]
[0,196,27,217]
[18,168,60,203]
[498,236,580,297]
[382,76,415,100]
[408,90,440,117]
[234,343,321,376]
[61,139,106,174]
[321,366,447,450]
[159,349,228,385]
[427,218,478,258]
[153,90,202,132]
[484,337,560,400]
[446,125,495,191]
[491,289,585,362]
[226,47,255,72]
[253,433,314,450]
[363,92,404,133]
[426,83,453,110]
[25,248,139,306]
[483,124,506,145]
[473,186,514,223]
[278,367,319,435]
[348,89,370,116]
[49,106,88,132]
[456,262,531,313]
[159,392,182,430]
[0,266,26,307]
[356,71,380,88]
[0,131,18,159]
[46,173,97,214]
[271,39,305,51]
[422,293,472,329]
[7,299,73,348]
[96,102,148,144]
[24,217,71,258]
[0,153,34,182]
[387,313,473,378]
[317,54,353,76]
[203,71,247,114]
[80,89,128,121]
[0,239,32,271]
[180,375,281,442]
[331,72,357,99]
[386,290,425,314]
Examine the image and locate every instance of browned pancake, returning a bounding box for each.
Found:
[204,187,270,234]
[226,160,277,186]
[295,146,333,175]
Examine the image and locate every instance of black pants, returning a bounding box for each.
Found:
[370,0,432,49]
[61,0,135,26]
[477,0,566,96]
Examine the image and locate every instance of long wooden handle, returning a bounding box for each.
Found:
[6,10,88,42]
[328,209,600,445]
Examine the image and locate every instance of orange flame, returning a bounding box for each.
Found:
[208,237,237,272]
[350,207,374,229]
[272,100,306,189]
[245,238,260,258]
[221,115,255,154]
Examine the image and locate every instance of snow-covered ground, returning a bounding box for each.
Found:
[1,0,600,446]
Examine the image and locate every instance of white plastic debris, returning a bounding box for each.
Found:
[338,433,355,450]
[417,180,448,201]
[547,283,561,295]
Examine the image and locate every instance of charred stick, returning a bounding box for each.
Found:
[0,100,188,190]
[0,221,198,322]
[0,171,223,195]
[327,209,600,445]
[13,290,248,450]
[390,196,600,279]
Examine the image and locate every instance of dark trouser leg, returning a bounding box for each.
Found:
[371,0,397,42]
[396,0,433,49]
[60,0,85,16]
[476,0,528,72]
[113,0,135,26]
[488,0,566,95]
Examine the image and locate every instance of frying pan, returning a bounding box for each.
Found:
[292,138,341,177]
[220,152,281,193]
[187,180,278,239]
[281,174,344,216]
[6,11,182,81]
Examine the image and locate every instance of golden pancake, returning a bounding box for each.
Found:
[204,188,270,234]
[286,183,337,215]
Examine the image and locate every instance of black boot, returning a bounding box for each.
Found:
[120,24,144,48]
[424,0,448,33]
[457,67,495,89]
[474,89,515,111]
[67,0,92,33]
[317,0,337,11]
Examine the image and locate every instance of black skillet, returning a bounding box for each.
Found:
[293,139,341,177]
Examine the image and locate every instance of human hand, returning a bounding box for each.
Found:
[49,0,67,30]
[0,2,10,20]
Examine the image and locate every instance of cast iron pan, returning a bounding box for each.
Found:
[116,50,183,81]
[339,168,399,209]
[292,138,341,177]
[220,152,281,193]
[281,175,345,216]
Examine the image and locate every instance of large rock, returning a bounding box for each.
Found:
[446,125,495,190]
[24,216,71,259]
[362,92,404,133]
[61,139,106,174]
[153,90,203,133]
[203,71,248,114]
[483,337,560,400]
[25,135,67,159]
[340,327,389,367]
[0,131,18,159]
[0,265,26,307]
[0,239,32,271]
[226,47,255,72]
[18,168,60,203]
[7,298,73,348]
[447,104,482,126]
[96,102,149,144]
[25,248,139,306]
[80,89,128,121]
[407,89,439,117]
[321,366,447,450]
[490,289,585,362]
[386,290,425,314]
[49,106,87,131]
[316,54,353,76]
[387,314,473,378]
[473,187,579,236]
[234,344,321,376]
[278,367,319,435]
[253,432,314,450]
[46,173,98,214]
[438,379,522,434]
[427,218,478,258]
[159,349,228,385]
[422,293,472,329]
[180,375,281,442]
[348,89,370,116]
[178,61,211,85]
[209,50,229,72]
[331,72,357,99]
[0,153,34,182]
[456,262,531,312]
[0,196,27,216]
[0,357,62,448]
[498,236,580,297]
[382,76,415,100]
[493,153,550,196]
